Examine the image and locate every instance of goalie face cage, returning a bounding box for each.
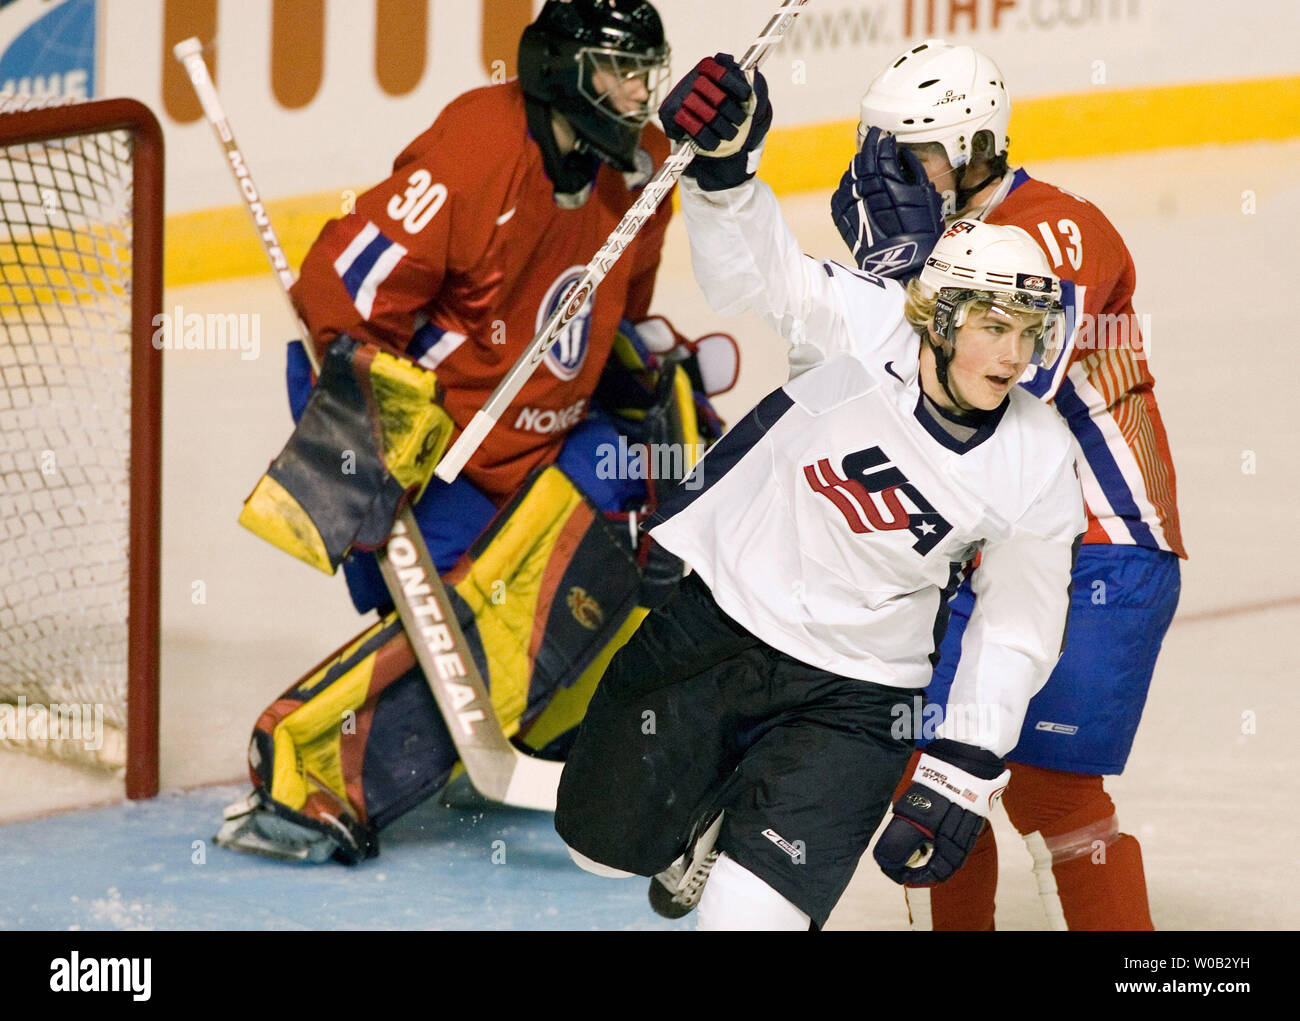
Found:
[0,98,163,799]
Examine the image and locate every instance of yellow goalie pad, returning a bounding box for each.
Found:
[444,466,644,731]
[248,465,647,827]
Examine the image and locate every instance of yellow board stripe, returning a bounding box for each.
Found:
[759,74,1300,196]
[166,76,1300,288]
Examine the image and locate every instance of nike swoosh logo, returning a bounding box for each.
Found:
[884,360,904,383]
[496,207,516,226]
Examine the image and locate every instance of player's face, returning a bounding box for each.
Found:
[904,143,957,190]
[591,66,652,118]
[902,142,961,218]
[945,304,1043,410]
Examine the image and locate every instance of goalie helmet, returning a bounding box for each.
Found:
[519,0,671,173]
[857,39,1010,172]
[920,219,1065,373]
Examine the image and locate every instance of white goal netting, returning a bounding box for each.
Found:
[0,96,138,770]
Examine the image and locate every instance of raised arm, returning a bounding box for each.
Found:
[680,177,847,352]
[661,54,907,370]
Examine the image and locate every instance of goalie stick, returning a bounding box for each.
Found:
[173,37,561,811]
[433,0,813,483]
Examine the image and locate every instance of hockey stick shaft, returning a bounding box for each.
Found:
[173,38,562,811]
[433,0,813,483]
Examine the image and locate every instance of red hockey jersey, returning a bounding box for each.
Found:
[290,81,672,502]
[987,170,1184,558]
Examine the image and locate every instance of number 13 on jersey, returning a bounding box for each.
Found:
[1036,218,1082,272]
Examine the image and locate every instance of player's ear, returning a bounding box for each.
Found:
[971,129,998,160]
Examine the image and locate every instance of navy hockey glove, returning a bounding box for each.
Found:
[874,739,1010,885]
[659,53,771,192]
[830,126,944,280]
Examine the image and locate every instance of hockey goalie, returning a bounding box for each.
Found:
[217,0,738,864]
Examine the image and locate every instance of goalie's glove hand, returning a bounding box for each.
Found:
[873,739,1009,885]
[659,53,771,192]
[831,126,944,280]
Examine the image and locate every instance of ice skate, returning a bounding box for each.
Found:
[214,791,340,864]
[649,812,723,919]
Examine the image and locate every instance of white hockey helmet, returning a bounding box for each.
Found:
[857,40,1010,171]
[919,219,1065,371]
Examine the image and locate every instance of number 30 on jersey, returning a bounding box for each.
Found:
[388,169,447,235]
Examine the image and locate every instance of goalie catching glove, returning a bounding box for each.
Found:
[873,738,1010,885]
[659,53,771,191]
[831,126,944,280]
[239,335,455,573]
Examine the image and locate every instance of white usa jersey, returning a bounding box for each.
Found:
[648,178,1086,756]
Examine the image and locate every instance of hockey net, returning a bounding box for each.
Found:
[0,96,163,798]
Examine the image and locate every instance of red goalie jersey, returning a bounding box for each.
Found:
[290,81,672,502]
[988,171,1185,558]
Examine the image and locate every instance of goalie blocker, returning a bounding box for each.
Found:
[239,335,455,574]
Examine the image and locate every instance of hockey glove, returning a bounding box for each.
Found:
[830,126,944,280]
[239,336,455,573]
[659,53,771,191]
[874,738,1010,885]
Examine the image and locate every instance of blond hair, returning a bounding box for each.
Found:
[903,278,938,337]
[903,279,1040,342]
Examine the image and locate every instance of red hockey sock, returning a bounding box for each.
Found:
[1004,763,1153,931]
[906,822,998,930]
[895,749,998,931]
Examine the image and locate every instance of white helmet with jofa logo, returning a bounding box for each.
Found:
[857,39,1010,172]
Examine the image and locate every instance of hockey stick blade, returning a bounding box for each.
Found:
[173,37,562,812]
[433,0,813,483]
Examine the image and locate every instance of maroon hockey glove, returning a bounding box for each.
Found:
[659,53,771,191]
[874,739,1010,885]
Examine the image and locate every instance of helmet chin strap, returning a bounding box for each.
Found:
[524,97,600,200]
[954,153,1010,216]
[929,335,976,414]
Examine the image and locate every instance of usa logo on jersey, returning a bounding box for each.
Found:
[537,268,593,381]
[804,445,953,555]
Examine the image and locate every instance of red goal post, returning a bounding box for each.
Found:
[0,97,163,799]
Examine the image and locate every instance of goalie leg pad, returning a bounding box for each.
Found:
[239,335,454,573]
[235,465,650,857]
[512,605,649,760]
[445,465,646,733]
[243,612,454,860]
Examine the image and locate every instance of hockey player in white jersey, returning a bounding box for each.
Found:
[837,41,1183,931]
[554,55,1086,929]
